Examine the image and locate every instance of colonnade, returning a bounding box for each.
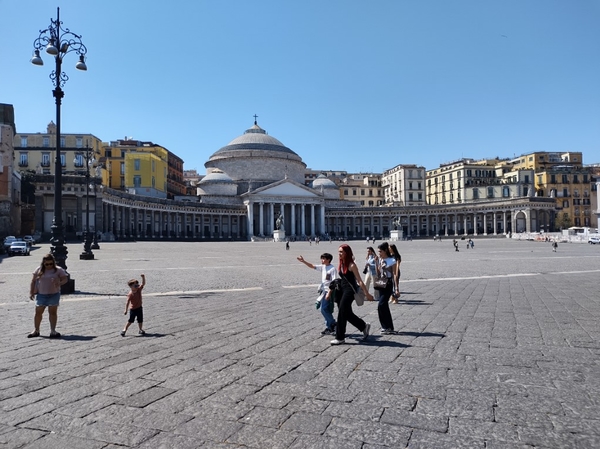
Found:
[245,200,325,238]
[97,190,556,241]
[326,199,556,239]
[101,199,247,240]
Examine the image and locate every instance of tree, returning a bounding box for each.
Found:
[555,213,572,230]
[20,170,37,204]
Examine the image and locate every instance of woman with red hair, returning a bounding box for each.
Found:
[331,244,374,345]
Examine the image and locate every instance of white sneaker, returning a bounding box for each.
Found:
[330,339,345,345]
[363,323,371,341]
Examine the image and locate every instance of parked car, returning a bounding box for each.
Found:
[3,236,17,252]
[8,240,30,256]
[22,235,35,246]
[588,237,600,245]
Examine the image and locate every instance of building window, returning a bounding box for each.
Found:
[133,176,141,187]
[152,176,156,188]
[487,187,494,198]
[19,153,28,167]
[562,174,568,183]
[473,188,479,199]
[74,154,84,167]
[76,137,83,148]
[60,154,66,167]
[563,200,569,208]
[120,162,125,175]
[60,136,65,148]
[21,136,28,147]
[43,136,49,147]
[152,160,155,172]
[41,152,50,167]
[134,159,140,170]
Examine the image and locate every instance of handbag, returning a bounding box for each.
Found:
[354,287,365,306]
[373,274,391,291]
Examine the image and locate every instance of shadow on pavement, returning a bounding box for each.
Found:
[397,331,445,338]
[57,335,97,341]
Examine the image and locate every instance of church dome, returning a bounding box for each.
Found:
[312,174,337,189]
[205,120,306,185]
[198,171,234,184]
[213,123,299,157]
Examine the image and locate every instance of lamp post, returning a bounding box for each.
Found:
[31,7,87,283]
[76,146,94,259]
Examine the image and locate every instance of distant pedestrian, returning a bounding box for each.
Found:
[297,253,337,335]
[121,274,146,336]
[552,241,558,252]
[453,239,459,252]
[28,253,68,338]
[331,244,374,345]
[285,241,290,250]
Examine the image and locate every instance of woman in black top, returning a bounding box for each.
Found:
[331,244,374,345]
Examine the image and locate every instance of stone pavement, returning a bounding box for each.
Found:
[1,238,600,448]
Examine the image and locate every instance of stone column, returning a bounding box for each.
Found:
[483,212,488,235]
[247,202,254,238]
[291,203,296,236]
[259,203,264,236]
[320,204,325,236]
[310,204,315,237]
[301,204,306,236]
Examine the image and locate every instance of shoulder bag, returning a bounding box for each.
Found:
[374,274,391,291]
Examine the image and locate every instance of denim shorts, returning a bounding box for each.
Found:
[35,292,60,307]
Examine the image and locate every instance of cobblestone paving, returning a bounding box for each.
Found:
[0,238,599,448]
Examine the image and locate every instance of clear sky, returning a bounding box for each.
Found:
[1,0,599,174]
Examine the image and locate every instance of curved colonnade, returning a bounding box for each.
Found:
[100,189,557,241]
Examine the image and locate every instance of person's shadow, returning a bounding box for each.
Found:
[54,335,96,341]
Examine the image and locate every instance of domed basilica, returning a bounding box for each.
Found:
[195,120,342,238]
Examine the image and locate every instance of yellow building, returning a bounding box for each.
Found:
[510,152,592,228]
[339,173,383,207]
[102,139,184,199]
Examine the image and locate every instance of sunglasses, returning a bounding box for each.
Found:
[44,262,54,266]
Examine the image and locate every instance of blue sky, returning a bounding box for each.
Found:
[1,0,599,174]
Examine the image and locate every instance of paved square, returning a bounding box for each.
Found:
[1,237,599,448]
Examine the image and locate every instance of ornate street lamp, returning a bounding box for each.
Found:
[31,7,87,284]
[75,146,95,259]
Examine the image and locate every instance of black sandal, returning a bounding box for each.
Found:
[49,332,61,339]
[27,331,40,338]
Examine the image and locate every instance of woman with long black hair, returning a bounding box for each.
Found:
[375,242,396,334]
[331,244,374,345]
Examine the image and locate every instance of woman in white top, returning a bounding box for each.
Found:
[375,242,396,334]
[363,247,378,293]
[28,253,68,338]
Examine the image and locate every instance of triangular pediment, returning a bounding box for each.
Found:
[243,179,321,198]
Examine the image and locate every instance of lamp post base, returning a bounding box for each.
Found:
[61,278,75,294]
[79,252,94,260]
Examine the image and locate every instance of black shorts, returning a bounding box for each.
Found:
[128,306,143,323]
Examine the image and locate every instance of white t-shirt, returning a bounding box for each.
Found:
[314,264,337,289]
[380,257,396,278]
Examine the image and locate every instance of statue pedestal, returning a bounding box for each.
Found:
[273,230,286,242]
[390,230,403,241]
